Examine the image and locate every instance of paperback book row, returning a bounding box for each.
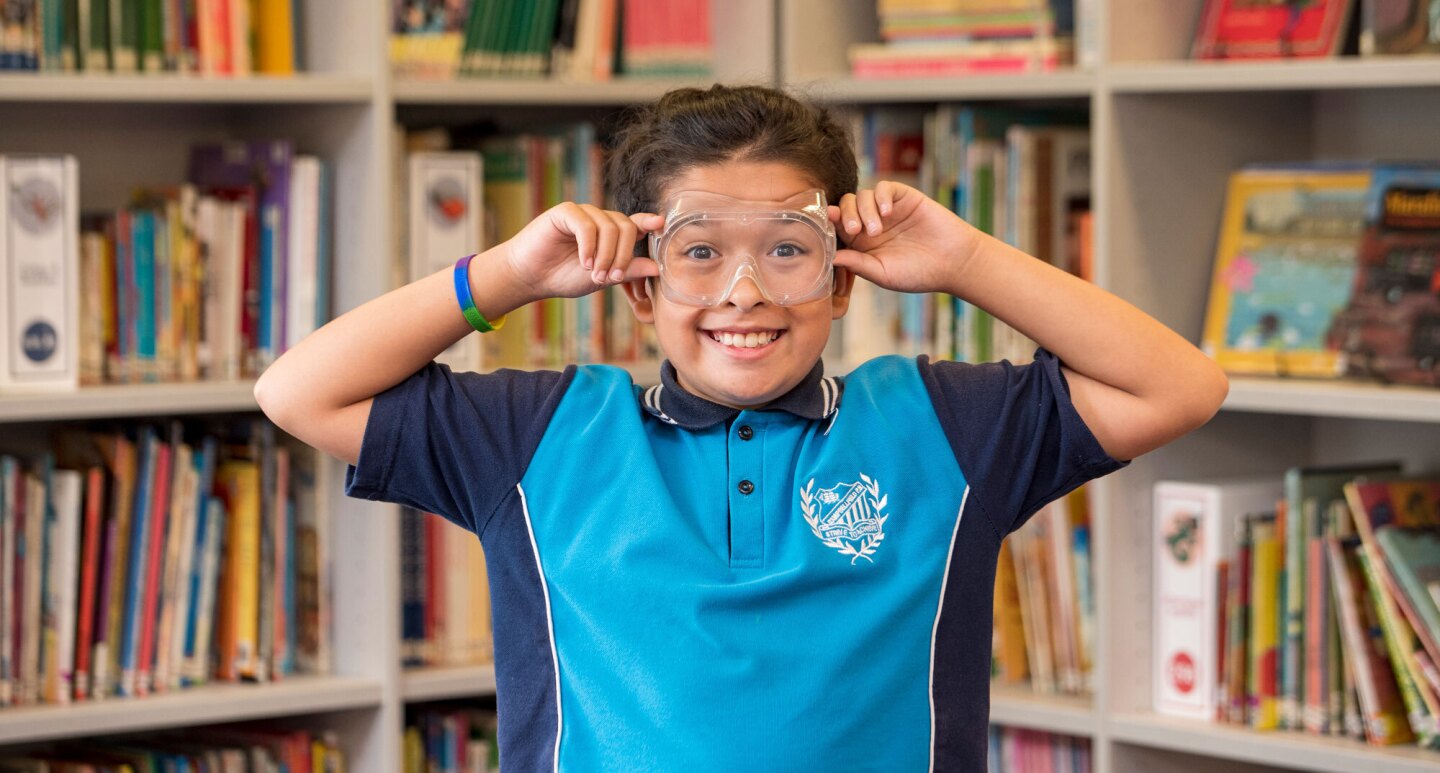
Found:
[1153,465,1440,750]
[398,123,659,374]
[1201,163,1440,387]
[838,104,1093,367]
[0,726,345,772]
[0,0,303,74]
[850,0,1083,79]
[992,485,1095,697]
[1191,0,1440,59]
[0,146,333,393]
[986,726,1090,773]
[404,706,499,773]
[390,0,712,81]
[0,417,332,707]
[400,508,492,668]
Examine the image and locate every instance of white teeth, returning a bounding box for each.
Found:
[709,330,779,348]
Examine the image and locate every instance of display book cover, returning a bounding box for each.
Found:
[1200,163,1371,378]
[1192,0,1355,59]
[1326,164,1440,387]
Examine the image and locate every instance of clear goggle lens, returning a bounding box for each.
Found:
[650,190,836,307]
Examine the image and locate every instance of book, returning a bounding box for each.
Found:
[1154,476,1283,720]
[1329,534,1414,744]
[1201,166,1371,378]
[1326,164,1440,387]
[408,151,486,372]
[1193,0,1355,59]
[1281,462,1401,727]
[1360,0,1440,54]
[0,155,80,392]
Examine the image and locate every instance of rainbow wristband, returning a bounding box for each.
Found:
[454,254,506,333]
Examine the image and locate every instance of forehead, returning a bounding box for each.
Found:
[661,159,822,205]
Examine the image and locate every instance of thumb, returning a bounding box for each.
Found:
[629,212,665,233]
[833,248,884,285]
[623,257,659,281]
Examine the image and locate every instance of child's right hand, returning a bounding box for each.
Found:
[498,203,664,302]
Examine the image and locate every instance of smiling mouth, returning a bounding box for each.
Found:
[706,329,786,349]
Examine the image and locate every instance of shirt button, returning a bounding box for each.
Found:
[738,479,755,495]
[738,425,754,441]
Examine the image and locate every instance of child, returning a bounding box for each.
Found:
[255,85,1228,771]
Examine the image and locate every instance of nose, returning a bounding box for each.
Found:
[725,273,767,311]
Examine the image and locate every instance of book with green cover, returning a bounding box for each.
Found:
[1357,546,1440,747]
[1378,528,1440,675]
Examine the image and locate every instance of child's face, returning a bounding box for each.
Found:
[623,159,854,410]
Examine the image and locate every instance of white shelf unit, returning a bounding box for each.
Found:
[2,0,1439,770]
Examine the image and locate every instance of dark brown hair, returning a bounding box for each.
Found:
[605,84,859,215]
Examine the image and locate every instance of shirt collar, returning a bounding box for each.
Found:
[640,359,844,429]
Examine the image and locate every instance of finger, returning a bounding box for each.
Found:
[629,212,665,234]
[856,189,882,235]
[826,204,842,224]
[556,203,597,270]
[875,181,896,216]
[606,210,639,283]
[623,257,659,280]
[582,204,619,284]
[838,193,862,237]
[833,248,885,285]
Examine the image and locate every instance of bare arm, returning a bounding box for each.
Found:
[254,204,662,466]
[833,182,1229,463]
[253,247,532,466]
[945,234,1228,462]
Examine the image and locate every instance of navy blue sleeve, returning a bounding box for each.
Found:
[344,362,576,535]
[918,348,1128,539]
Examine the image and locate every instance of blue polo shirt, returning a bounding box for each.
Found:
[345,350,1126,772]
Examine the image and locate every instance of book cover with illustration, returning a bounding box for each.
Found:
[1202,166,1371,378]
[1326,165,1440,386]
[1193,0,1355,58]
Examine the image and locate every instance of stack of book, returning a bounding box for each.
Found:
[987,726,1090,772]
[0,0,302,74]
[404,706,499,773]
[0,726,344,770]
[848,0,1074,79]
[0,418,331,706]
[992,486,1096,696]
[399,124,659,374]
[1153,467,1440,750]
[401,509,492,669]
[840,104,1092,367]
[389,0,713,81]
[1201,163,1440,388]
[0,146,334,393]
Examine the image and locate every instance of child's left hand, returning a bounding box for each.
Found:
[828,181,984,295]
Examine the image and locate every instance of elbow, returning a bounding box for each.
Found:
[1186,359,1230,432]
[253,370,294,432]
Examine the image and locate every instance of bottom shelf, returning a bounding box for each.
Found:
[1108,712,1440,773]
[0,675,382,744]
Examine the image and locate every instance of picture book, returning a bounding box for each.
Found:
[1326,165,1440,387]
[1193,0,1355,58]
[1202,166,1371,378]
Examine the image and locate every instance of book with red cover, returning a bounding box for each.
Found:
[135,436,173,696]
[72,465,105,701]
[1192,0,1354,59]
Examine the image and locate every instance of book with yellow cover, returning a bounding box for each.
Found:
[216,460,261,682]
[1201,166,1371,377]
[992,538,1028,684]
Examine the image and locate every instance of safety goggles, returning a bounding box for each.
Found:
[648,189,837,307]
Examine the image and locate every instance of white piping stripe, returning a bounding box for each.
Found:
[825,377,839,415]
[819,377,833,417]
[517,483,564,773]
[929,488,969,773]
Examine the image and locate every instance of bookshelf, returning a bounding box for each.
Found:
[1,0,1438,771]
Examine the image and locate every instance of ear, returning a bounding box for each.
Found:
[830,267,856,320]
[621,277,656,324]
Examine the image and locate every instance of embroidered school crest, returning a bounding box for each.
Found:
[800,474,889,564]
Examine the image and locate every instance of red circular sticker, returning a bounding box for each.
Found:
[1169,652,1196,694]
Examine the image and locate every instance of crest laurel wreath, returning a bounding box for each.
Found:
[800,475,890,565]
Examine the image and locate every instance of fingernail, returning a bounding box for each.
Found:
[867,221,879,234]
[608,269,623,282]
[847,220,860,231]
[881,203,891,215]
